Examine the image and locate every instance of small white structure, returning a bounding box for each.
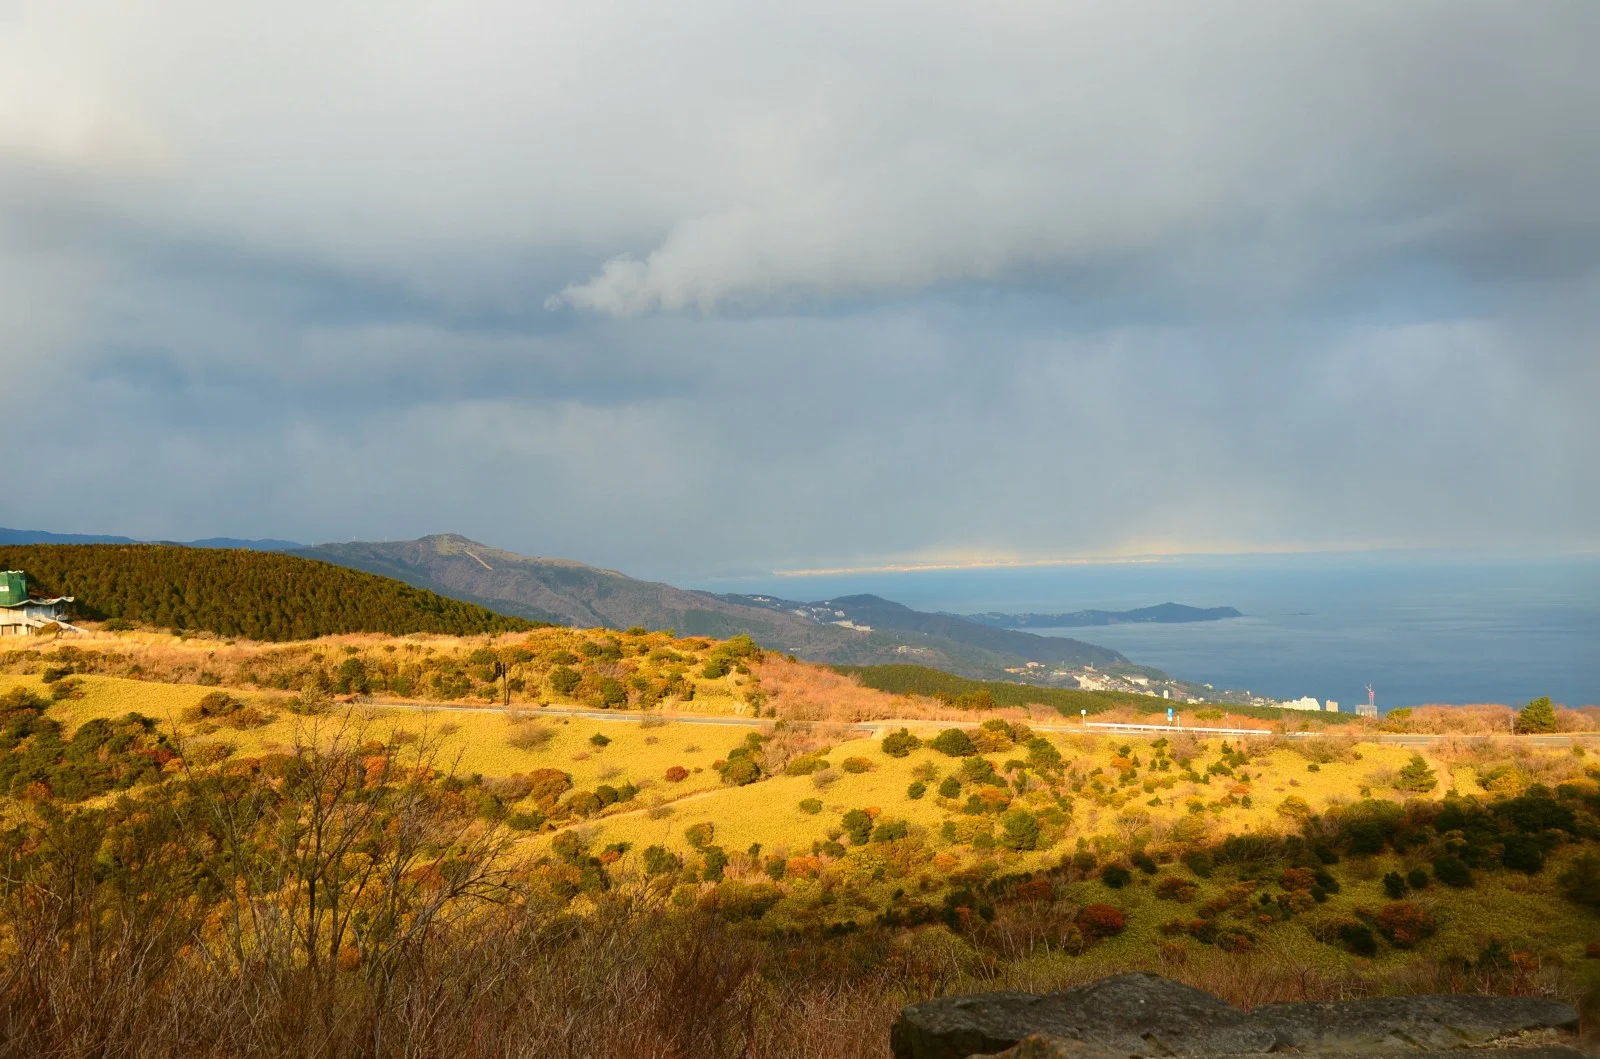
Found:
[0,571,77,636]
[1325,700,1339,712]
[1280,695,1322,712]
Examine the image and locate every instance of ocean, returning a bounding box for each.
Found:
[693,553,1599,710]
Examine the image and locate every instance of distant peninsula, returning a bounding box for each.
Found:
[960,602,1242,628]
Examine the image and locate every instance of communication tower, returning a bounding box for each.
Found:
[1356,684,1378,718]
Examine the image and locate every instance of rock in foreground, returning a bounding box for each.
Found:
[888,973,1580,1059]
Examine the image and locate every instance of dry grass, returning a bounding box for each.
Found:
[756,656,1047,726]
[3,645,1598,1058]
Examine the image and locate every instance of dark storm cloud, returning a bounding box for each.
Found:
[2,1,1596,577]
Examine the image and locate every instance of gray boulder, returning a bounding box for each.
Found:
[976,1038,1588,1059]
[889,973,1581,1059]
[1252,994,1580,1053]
[889,973,1278,1059]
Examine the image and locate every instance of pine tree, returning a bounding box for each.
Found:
[1514,696,1558,734]
[1394,754,1438,793]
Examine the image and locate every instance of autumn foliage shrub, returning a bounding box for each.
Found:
[1075,903,1126,940]
[1377,901,1437,948]
[664,765,689,782]
[1155,876,1198,902]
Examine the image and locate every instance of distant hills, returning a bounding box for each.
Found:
[961,603,1243,628]
[0,543,531,640]
[720,591,1127,668]
[290,535,1130,678]
[0,528,1154,680]
[0,528,302,551]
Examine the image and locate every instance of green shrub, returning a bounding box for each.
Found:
[840,757,872,774]
[1558,852,1600,908]
[1000,809,1041,851]
[798,797,823,814]
[684,822,715,849]
[1100,864,1132,889]
[1025,737,1063,772]
[1501,834,1545,874]
[871,818,909,843]
[841,809,873,846]
[1338,921,1378,956]
[906,780,927,800]
[930,728,976,757]
[591,676,627,708]
[589,732,612,748]
[549,666,581,695]
[1383,871,1408,899]
[1406,867,1429,889]
[643,845,681,876]
[701,845,728,882]
[1433,855,1472,888]
[938,776,963,798]
[784,753,829,776]
[881,728,921,758]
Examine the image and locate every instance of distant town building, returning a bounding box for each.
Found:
[1280,695,1322,711]
[0,571,77,636]
[1325,700,1339,712]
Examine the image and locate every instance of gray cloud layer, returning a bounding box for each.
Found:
[3,1,1597,577]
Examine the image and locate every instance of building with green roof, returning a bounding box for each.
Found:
[0,570,76,635]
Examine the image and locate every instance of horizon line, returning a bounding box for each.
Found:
[758,543,1600,579]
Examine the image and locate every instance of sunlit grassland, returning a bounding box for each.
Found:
[1,671,763,799]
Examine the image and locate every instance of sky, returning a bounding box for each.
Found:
[4,1,1598,581]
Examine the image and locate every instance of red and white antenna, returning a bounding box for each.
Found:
[1366,684,1376,710]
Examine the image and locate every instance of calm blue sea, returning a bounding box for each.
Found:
[693,553,1599,710]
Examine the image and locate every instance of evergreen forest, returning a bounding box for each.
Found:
[0,544,533,641]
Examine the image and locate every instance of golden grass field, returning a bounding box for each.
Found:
[3,636,1599,982]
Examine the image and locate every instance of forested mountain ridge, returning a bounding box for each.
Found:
[0,544,532,640]
[292,535,1132,677]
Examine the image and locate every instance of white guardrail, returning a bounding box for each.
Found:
[1083,720,1293,737]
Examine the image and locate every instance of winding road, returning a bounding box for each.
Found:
[358,699,1596,746]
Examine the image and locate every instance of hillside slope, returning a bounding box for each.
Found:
[722,592,1124,668]
[0,544,532,640]
[293,535,1130,677]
